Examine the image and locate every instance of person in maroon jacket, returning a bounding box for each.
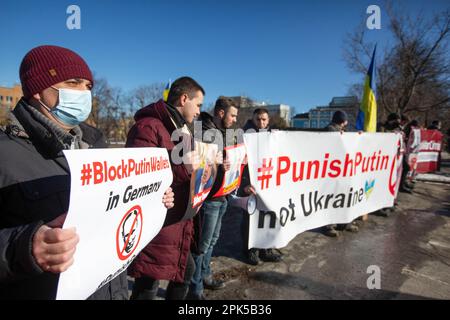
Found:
[126,77,205,300]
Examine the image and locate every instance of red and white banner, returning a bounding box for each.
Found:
[407,129,443,174]
[243,131,401,249]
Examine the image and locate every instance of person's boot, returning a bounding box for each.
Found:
[379,207,396,217]
[404,180,415,189]
[323,224,341,237]
[247,248,261,265]
[344,222,359,233]
[260,249,283,262]
[166,281,189,300]
[378,208,390,217]
[203,275,225,290]
[400,184,413,194]
[130,278,159,300]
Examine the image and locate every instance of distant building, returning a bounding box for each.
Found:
[0,84,22,108]
[229,96,292,127]
[0,84,23,125]
[229,96,254,109]
[264,104,291,126]
[292,96,359,130]
[292,112,310,128]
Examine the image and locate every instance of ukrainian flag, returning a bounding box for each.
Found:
[163,80,171,102]
[356,45,377,132]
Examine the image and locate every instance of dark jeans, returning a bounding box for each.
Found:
[190,199,228,295]
[401,156,411,186]
[130,253,195,300]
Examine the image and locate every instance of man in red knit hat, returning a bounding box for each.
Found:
[0,45,174,299]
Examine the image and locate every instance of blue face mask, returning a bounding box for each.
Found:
[40,87,92,126]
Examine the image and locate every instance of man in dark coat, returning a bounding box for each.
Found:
[0,45,129,299]
[187,96,239,300]
[322,111,359,237]
[239,108,283,265]
[126,76,205,300]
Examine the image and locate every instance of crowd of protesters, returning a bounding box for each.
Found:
[0,45,446,300]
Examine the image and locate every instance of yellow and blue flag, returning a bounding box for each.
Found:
[163,80,171,102]
[356,45,377,132]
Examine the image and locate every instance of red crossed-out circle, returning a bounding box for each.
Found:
[388,139,401,196]
[116,205,143,261]
[388,156,397,196]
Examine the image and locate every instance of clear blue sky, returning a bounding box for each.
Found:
[1,0,448,114]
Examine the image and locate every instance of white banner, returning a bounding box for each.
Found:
[244,131,400,249]
[56,148,173,300]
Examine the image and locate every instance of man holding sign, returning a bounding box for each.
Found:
[240,108,283,265]
[188,96,240,300]
[126,77,205,300]
[0,45,174,300]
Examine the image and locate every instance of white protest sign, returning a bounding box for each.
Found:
[56,148,172,300]
[244,131,400,249]
[176,141,220,222]
[190,141,219,210]
[212,144,246,198]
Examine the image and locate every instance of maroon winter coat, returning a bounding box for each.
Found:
[126,100,193,283]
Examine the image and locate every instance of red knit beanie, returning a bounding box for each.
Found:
[19,45,93,98]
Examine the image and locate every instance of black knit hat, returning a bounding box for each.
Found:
[332,110,348,125]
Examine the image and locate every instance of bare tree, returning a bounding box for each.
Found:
[346,83,364,102]
[343,1,449,127]
[88,77,126,142]
[128,83,165,115]
[87,79,166,143]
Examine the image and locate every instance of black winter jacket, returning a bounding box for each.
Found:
[196,112,231,202]
[0,99,128,300]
